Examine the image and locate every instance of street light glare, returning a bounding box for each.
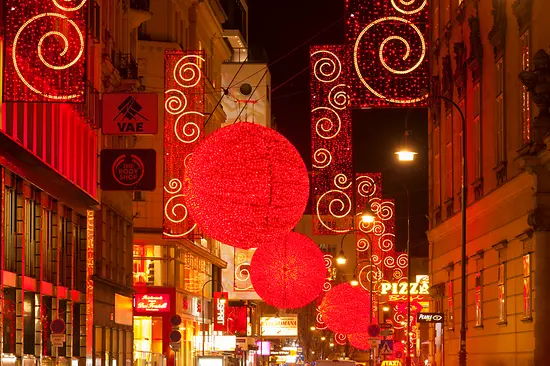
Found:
[336,249,347,265]
[350,277,359,287]
[395,149,417,161]
[310,326,316,331]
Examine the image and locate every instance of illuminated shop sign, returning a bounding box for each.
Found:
[213,292,228,332]
[380,280,429,296]
[134,294,170,312]
[260,316,298,337]
[417,313,444,323]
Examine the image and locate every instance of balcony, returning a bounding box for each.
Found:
[129,0,152,28]
[117,53,139,80]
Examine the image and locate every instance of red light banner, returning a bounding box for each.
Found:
[3,0,88,102]
[163,50,205,238]
[86,210,94,365]
[213,292,229,332]
[134,294,171,313]
[227,306,248,335]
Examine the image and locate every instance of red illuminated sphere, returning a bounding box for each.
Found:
[250,232,326,309]
[184,122,309,249]
[348,333,372,351]
[319,283,372,334]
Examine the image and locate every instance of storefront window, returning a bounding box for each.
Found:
[523,254,532,319]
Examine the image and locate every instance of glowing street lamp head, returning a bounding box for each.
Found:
[350,276,359,287]
[336,249,347,265]
[361,204,376,223]
[395,130,417,162]
[219,293,227,304]
[310,326,316,331]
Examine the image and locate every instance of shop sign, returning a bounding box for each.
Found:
[213,292,228,332]
[417,312,444,323]
[102,93,158,135]
[213,335,236,351]
[260,316,298,337]
[134,294,170,313]
[100,149,156,191]
[51,334,65,347]
[380,281,429,295]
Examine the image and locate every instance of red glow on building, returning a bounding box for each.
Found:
[3,0,88,102]
[163,50,205,239]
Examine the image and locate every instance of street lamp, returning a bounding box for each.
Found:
[350,275,359,287]
[201,279,226,356]
[395,130,418,162]
[427,93,467,366]
[310,326,316,331]
[336,249,347,265]
[361,203,376,223]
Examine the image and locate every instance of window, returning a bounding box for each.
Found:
[458,99,465,192]
[496,59,505,163]
[498,263,506,323]
[523,254,532,319]
[447,280,454,330]
[521,31,531,144]
[445,113,453,199]
[434,126,441,207]
[24,194,37,278]
[475,272,482,326]
[42,203,55,283]
[4,175,17,273]
[473,84,482,179]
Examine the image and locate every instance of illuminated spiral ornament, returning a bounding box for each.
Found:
[163,179,196,237]
[235,262,253,291]
[356,175,377,198]
[353,17,428,104]
[328,84,351,110]
[334,173,352,190]
[323,282,332,292]
[174,111,203,144]
[358,264,383,291]
[356,237,370,252]
[393,268,404,279]
[370,254,382,266]
[334,333,348,346]
[313,148,332,169]
[313,107,341,140]
[316,311,328,330]
[12,12,85,100]
[173,55,204,88]
[371,198,395,220]
[316,190,353,233]
[397,253,409,268]
[165,89,188,115]
[391,0,428,15]
[384,256,396,268]
[378,233,395,252]
[324,254,334,269]
[52,0,87,11]
[372,220,386,236]
[312,49,342,83]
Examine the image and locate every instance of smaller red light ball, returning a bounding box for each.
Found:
[319,283,372,334]
[250,232,327,309]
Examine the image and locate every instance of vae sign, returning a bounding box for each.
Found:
[134,294,170,313]
[100,149,156,191]
[213,292,228,332]
[102,93,158,134]
[417,312,444,323]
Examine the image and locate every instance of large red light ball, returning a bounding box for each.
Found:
[184,122,309,249]
[319,283,372,334]
[348,333,372,351]
[250,232,326,309]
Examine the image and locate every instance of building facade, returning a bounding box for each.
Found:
[428,0,550,365]
[131,1,233,365]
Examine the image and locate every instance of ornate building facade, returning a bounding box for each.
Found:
[428,0,550,365]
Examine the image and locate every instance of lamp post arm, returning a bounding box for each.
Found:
[201,278,224,357]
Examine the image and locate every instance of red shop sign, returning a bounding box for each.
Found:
[135,294,170,313]
[213,292,228,332]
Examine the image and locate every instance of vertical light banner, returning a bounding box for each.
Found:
[310,45,353,235]
[163,50,205,238]
[213,292,229,332]
[3,0,87,102]
[86,210,94,366]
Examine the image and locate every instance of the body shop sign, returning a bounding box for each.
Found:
[260,316,298,337]
[134,294,170,313]
[213,292,228,332]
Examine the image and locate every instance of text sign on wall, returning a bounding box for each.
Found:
[380,281,429,295]
[102,93,159,135]
[260,316,298,337]
[100,149,156,191]
[134,294,170,313]
[417,313,444,323]
[213,292,228,332]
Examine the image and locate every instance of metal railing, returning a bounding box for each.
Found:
[117,53,139,80]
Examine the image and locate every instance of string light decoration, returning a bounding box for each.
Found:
[163,50,205,239]
[348,333,372,351]
[184,122,309,249]
[319,283,372,334]
[3,1,88,102]
[250,232,326,309]
[310,46,354,234]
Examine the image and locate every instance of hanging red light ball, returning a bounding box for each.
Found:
[184,122,309,249]
[319,283,372,334]
[348,333,372,351]
[250,232,326,309]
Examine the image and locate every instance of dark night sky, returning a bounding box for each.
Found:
[248,0,429,256]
